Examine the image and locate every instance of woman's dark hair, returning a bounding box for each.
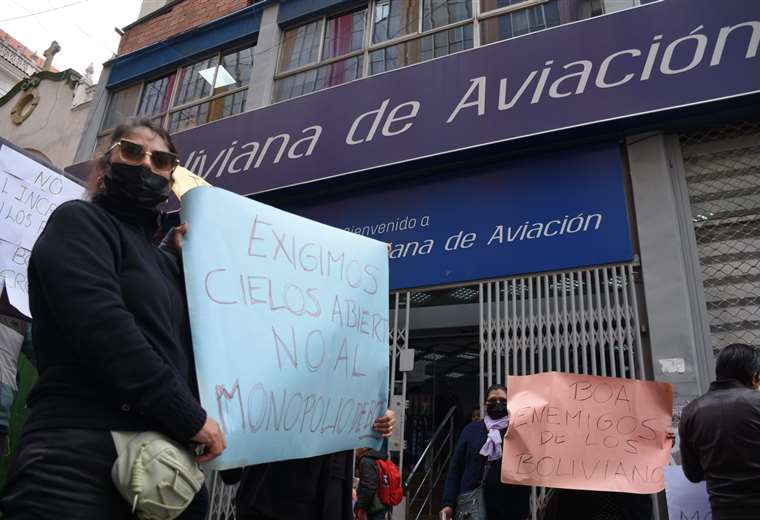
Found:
[715,343,760,387]
[88,118,179,195]
[485,384,507,401]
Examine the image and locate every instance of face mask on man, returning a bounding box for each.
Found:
[486,400,508,420]
[103,162,171,209]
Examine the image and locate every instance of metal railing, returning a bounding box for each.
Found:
[403,405,458,520]
[206,471,238,520]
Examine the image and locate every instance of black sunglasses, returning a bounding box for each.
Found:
[108,139,180,174]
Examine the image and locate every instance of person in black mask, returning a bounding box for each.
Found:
[440,384,530,520]
[0,119,225,519]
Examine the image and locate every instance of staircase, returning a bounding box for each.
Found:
[403,405,458,520]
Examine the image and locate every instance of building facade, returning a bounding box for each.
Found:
[68,0,759,517]
[0,29,48,97]
[0,67,95,168]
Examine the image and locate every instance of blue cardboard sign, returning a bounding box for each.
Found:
[664,466,712,520]
[288,144,633,289]
[180,188,390,470]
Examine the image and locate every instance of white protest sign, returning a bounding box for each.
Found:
[0,240,31,318]
[0,141,85,318]
[664,466,712,520]
[181,187,390,470]
[0,144,84,249]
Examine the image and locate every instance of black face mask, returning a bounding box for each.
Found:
[103,161,171,209]
[486,400,508,420]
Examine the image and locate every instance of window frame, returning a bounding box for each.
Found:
[273,0,478,102]
[97,40,256,141]
[478,0,562,45]
[478,0,547,19]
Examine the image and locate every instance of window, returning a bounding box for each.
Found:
[480,0,536,14]
[279,20,322,72]
[166,46,254,133]
[481,0,561,45]
[372,0,419,44]
[275,9,367,102]
[323,10,367,59]
[101,83,142,132]
[578,0,658,19]
[274,56,364,102]
[274,0,474,102]
[370,24,472,74]
[578,0,605,18]
[423,0,471,30]
[136,73,176,126]
[99,42,255,141]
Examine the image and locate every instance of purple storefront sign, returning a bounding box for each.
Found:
[68,0,759,195]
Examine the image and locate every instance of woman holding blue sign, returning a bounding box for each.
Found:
[0,119,225,520]
[440,384,530,520]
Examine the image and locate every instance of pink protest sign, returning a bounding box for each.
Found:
[501,372,672,494]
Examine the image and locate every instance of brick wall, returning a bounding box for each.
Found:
[118,0,250,55]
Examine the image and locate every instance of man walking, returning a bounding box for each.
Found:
[679,343,760,520]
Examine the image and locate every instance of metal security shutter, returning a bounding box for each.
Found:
[479,262,646,518]
[681,122,760,355]
[207,472,237,520]
[479,263,646,394]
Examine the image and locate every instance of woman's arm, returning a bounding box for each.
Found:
[441,428,469,508]
[31,202,206,442]
[356,457,379,511]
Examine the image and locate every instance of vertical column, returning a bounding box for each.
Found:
[245,2,281,111]
[73,64,112,163]
[626,132,712,411]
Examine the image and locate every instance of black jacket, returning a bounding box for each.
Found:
[356,449,390,513]
[223,451,353,520]
[23,198,206,443]
[679,379,760,520]
[442,420,530,519]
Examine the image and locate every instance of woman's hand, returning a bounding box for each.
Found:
[372,409,396,438]
[440,506,454,519]
[192,416,226,463]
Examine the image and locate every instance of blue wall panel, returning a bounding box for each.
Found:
[278,0,362,26]
[108,5,262,88]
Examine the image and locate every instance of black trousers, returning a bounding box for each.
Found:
[0,428,208,520]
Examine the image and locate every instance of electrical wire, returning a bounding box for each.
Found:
[0,0,90,22]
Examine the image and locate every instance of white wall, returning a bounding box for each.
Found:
[0,74,90,168]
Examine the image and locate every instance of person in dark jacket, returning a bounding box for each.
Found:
[440,384,530,520]
[355,447,392,520]
[679,343,760,520]
[0,119,226,519]
[222,411,395,520]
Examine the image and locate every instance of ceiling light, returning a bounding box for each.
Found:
[411,292,433,305]
[450,287,478,301]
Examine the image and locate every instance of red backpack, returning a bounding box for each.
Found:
[374,458,404,506]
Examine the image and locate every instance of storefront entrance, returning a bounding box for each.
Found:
[392,262,648,520]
